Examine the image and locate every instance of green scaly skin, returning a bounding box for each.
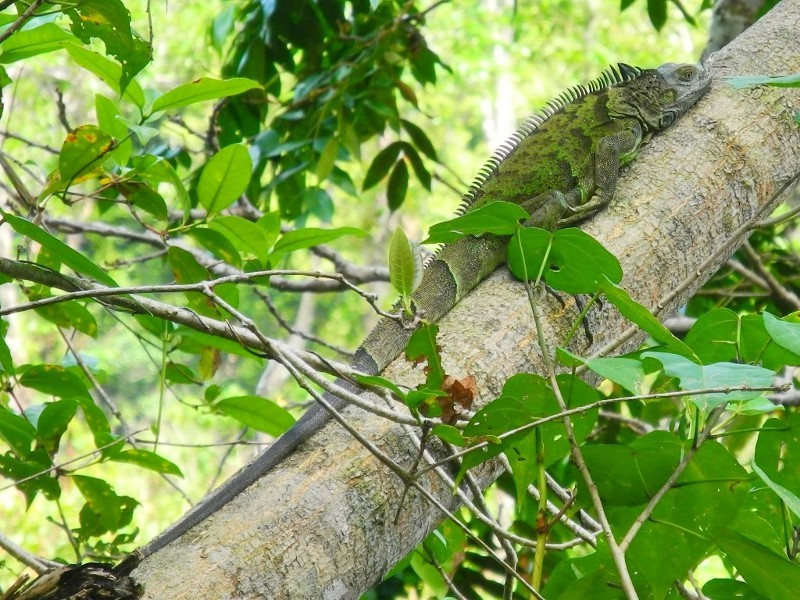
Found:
[134,61,711,561]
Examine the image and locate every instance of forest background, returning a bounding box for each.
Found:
[0,0,798,599]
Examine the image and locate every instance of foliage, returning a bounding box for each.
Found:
[0,1,798,600]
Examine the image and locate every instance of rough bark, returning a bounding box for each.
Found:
[131,2,800,598]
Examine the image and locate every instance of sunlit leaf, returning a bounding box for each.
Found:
[64,43,146,107]
[508,227,622,292]
[0,23,75,63]
[151,77,261,113]
[272,226,367,254]
[423,201,528,244]
[214,395,295,436]
[65,0,152,91]
[601,279,696,360]
[388,227,422,304]
[58,125,113,182]
[112,449,183,476]
[198,144,252,214]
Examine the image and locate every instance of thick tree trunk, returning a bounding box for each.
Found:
[131,2,800,597]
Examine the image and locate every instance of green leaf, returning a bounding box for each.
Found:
[702,579,767,600]
[117,181,167,221]
[353,374,407,402]
[164,362,201,384]
[95,94,132,165]
[64,43,146,108]
[188,228,242,269]
[79,400,114,452]
[19,365,91,400]
[431,424,467,446]
[315,138,338,182]
[151,77,261,114]
[751,461,800,519]
[35,300,98,338]
[714,529,800,600]
[131,155,190,218]
[755,415,800,498]
[0,318,15,374]
[684,308,739,364]
[0,407,35,457]
[0,23,75,63]
[58,125,114,182]
[508,227,622,292]
[386,159,409,211]
[646,0,667,29]
[388,227,422,304]
[600,279,696,360]
[460,373,597,503]
[689,310,800,369]
[272,226,367,254]
[403,143,432,191]
[111,449,182,476]
[590,438,750,598]
[257,211,281,250]
[73,474,137,534]
[582,431,683,505]
[208,215,269,265]
[214,395,296,436]
[65,0,151,92]
[36,400,79,455]
[423,201,528,244]
[303,187,334,222]
[198,144,252,214]
[175,327,263,361]
[741,314,800,370]
[762,312,800,356]
[0,449,61,504]
[728,74,800,89]
[584,357,647,394]
[642,352,775,410]
[167,246,216,316]
[401,119,438,161]
[363,142,403,190]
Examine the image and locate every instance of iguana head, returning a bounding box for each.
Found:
[608,62,711,132]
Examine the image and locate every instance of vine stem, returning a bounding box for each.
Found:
[527,281,640,600]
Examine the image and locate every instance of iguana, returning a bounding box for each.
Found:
[133,61,711,562]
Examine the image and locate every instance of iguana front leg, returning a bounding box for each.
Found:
[558,124,644,226]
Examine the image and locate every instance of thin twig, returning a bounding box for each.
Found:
[528,282,639,599]
[740,241,800,311]
[0,130,58,153]
[423,543,470,600]
[0,0,49,45]
[415,382,786,476]
[0,532,60,573]
[0,431,144,493]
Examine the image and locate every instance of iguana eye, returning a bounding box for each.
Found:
[677,66,696,82]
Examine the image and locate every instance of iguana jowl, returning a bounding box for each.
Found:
[137,61,711,559]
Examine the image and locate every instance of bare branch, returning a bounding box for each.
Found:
[0,532,61,573]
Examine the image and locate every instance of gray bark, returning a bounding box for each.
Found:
[132,1,800,597]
